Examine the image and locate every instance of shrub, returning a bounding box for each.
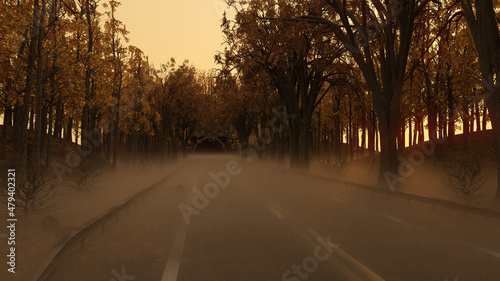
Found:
[442,153,489,202]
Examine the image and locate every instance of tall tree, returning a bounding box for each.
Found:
[221,0,345,168]
[300,0,434,186]
[103,0,129,167]
[458,0,500,203]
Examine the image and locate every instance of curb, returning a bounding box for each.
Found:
[305,173,500,221]
[30,168,179,281]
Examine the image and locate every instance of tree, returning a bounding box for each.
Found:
[299,0,435,186]
[172,65,202,157]
[458,0,500,203]
[221,0,345,168]
[103,0,129,167]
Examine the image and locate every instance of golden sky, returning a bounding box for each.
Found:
[116,0,228,70]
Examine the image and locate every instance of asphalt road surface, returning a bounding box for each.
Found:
[44,154,500,281]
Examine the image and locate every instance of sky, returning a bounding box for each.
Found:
[115,0,229,71]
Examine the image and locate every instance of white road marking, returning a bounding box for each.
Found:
[378,213,404,224]
[161,226,188,281]
[332,246,385,281]
[465,243,500,258]
[267,205,286,219]
[162,188,192,281]
[328,194,410,227]
[330,196,344,202]
[266,200,384,281]
[328,195,371,212]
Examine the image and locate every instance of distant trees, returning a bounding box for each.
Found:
[1,0,500,206]
[0,1,221,183]
[147,60,211,158]
[216,0,497,199]
[102,0,129,167]
[220,0,346,168]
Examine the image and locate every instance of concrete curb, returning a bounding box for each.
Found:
[305,173,500,221]
[30,168,179,281]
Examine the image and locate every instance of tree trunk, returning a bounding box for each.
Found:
[299,113,312,169]
[82,1,95,155]
[463,100,470,137]
[368,112,375,156]
[348,99,353,161]
[475,100,481,131]
[428,105,438,142]
[470,101,475,132]
[361,123,366,156]
[29,107,35,131]
[486,88,500,204]
[46,101,54,166]
[408,116,412,147]
[482,105,488,131]
[65,118,73,142]
[106,123,112,163]
[54,100,63,138]
[289,118,300,169]
[18,0,43,173]
[413,118,419,145]
[447,74,455,140]
[1,106,12,159]
[378,112,399,187]
[400,119,405,149]
[276,130,285,164]
[438,109,442,139]
[40,104,48,157]
[419,119,425,144]
[317,109,321,156]
[33,0,47,168]
[332,97,342,160]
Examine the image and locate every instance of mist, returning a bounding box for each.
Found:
[3,0,500,280]
[2,153,498,281]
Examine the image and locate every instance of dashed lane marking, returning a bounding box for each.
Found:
[267,205,286,219]
[329,195,407,225]
[378,213,404,224]
[465,243,500,258]
[266,201,384,281]
[161,226,188,281]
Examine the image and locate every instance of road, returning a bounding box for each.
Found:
[44,154,500,281]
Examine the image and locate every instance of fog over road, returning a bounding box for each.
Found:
[45,154,500,281]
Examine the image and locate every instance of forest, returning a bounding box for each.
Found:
[1,0,500,214]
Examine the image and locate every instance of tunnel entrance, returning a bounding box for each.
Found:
[192,136,227,153]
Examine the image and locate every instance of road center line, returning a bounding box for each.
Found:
[465,243,500,258]
[161,189,193,281]
[265,200,385,281]
[328,195,406,225]
[161,226,188,281]
[378,213,404,224]
[267,204,286,219]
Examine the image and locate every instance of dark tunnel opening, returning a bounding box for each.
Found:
[193,138,226,153]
